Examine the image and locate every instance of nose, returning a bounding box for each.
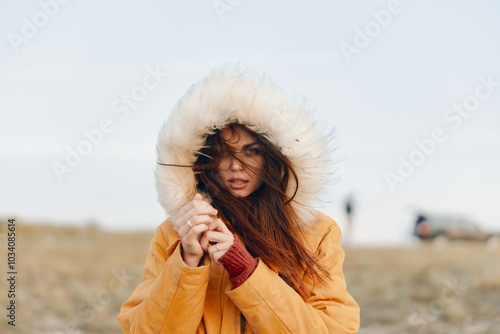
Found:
[229,157,243,171]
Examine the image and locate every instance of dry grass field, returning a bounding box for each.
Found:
[1,220,499,334]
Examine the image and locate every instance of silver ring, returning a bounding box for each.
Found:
[187,220,192,228]
[215,244,221,251]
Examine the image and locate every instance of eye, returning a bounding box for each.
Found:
[245,147,261,155]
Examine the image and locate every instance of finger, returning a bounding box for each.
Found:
[215,218,230,233]
[179,208,217,231]
[209,218,231,234]
[177,221,192,238]
[213,252,223,265]
[178,199,216,222]
[200,232,210,251]
[178,215,213,237]
[198,220,229,241]
[212,248,230,265]
[182,223,208,245]
[189,215,214,227]
[208,244,222,258]
[202,230,234,248]
[201,231,226,245]
[177,201,204,220]
[207,241,233,262]
[205,218,220,231]
[177,193,205,217]
[210,241,232,253]
[200,230,227,251]
[187,206,218,221]
[176,205,217,230]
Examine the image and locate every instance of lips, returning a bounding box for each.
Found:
[228,178,249,190]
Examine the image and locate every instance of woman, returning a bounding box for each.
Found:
[117,68,360,333]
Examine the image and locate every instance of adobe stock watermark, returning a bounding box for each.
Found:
[407,277,466,333]
[53,267,134,334]
[385,74,499,191]
[212,0,243,21]
[339,0,404,64]
[7,0,73,53]
[51,64,170,183]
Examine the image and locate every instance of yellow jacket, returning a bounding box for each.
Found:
[117,210,359,333]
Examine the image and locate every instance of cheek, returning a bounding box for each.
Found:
[253,158,265,178]
[216,167,226,181]
[217,158,230,171]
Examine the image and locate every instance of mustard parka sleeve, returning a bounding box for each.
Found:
[226,212,360,333]
[117,211,360,334]
[117,223,211,333]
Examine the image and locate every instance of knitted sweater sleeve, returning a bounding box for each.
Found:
[218,234,258,288]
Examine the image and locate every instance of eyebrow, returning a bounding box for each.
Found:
[242,142,260,149]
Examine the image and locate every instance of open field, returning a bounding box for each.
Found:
[1,220,499,333]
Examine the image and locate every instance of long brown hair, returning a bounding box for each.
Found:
[192,123,329,299]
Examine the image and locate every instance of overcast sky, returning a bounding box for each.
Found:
[1,0,499,245]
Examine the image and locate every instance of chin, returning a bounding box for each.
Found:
[230,190,251,198]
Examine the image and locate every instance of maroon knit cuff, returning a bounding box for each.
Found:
[219,235,258,288]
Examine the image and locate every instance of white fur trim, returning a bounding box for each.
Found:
[155,67,333,226]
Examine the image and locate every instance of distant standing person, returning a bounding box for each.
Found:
[344,194,355,245]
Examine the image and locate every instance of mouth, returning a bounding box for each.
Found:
[228,178,249,190]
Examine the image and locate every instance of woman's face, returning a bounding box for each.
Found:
[216,126,265,198]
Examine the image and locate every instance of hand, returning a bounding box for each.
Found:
[200,219,234,265]
[176,193,218,267]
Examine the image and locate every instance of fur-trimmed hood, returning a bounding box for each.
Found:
[155,67,333,226]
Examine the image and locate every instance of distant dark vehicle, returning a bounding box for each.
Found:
[414,214,491,241]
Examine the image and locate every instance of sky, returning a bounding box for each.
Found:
[1,0,499,246]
